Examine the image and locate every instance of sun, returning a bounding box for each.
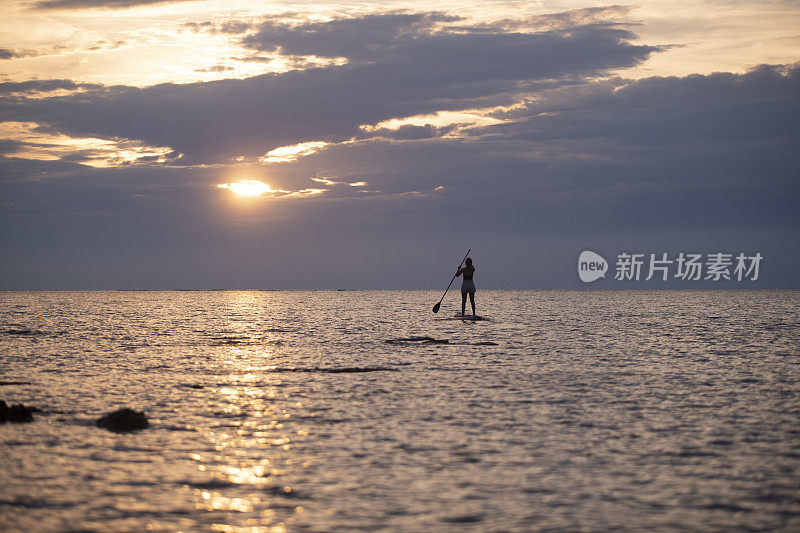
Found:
[217,180,274,197]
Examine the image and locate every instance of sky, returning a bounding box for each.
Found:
[0,0,798,289]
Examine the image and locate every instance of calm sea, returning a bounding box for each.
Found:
[1,290,799,532]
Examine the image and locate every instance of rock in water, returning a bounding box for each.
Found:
[96,408,149,432]
[0,399,38,423]
[385,336,449,344]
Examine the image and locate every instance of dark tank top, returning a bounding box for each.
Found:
[462,265,474,281]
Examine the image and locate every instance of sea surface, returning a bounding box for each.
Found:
[1,290,799,532]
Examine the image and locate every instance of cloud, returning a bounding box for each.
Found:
[0,79,104,97]
[194,65,234,73]
[362,124,444,140]
[0,121,181,167]
[0,12,658,165]
[0,48,44,60]
[261,141,329,163]
[362,109,504,131]
[454,5,636,33]
[237,62,797,218]
[32,0,194,9]
[248,62,799,231]
[0,49,20,60]
[242,12,461,61]
[476,63,800,147]
[183,20,253,35]
[310,176,367,187]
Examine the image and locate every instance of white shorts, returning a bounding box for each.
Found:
[461,280,476,294]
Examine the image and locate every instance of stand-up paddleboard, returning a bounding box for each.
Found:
[448,314,485,321]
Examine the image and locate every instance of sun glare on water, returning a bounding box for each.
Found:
[217,180,274,197]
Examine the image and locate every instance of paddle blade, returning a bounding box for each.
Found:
[432,302,441,313]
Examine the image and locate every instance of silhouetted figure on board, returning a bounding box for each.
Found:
[456,257,476,316]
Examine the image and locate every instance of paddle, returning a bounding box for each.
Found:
[432,249,470,313]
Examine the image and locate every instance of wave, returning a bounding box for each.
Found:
[209,336,284,346]
[385,337,497,346]
[181,479,243,490]
[267,366,398,373]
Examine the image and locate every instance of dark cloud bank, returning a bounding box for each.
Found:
[1,10,798,289]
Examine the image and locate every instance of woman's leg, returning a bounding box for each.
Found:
[468,291,476,315]
[461,292,467,316]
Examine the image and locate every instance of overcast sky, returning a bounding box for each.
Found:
[1,0,798,289]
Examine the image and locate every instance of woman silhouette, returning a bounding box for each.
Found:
[456,258,476,316]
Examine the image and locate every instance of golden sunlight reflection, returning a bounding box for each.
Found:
[185,325,309,531]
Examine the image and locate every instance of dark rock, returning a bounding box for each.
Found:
[4,329,43,336]
[386,336,449,344]
[316,366,398,373]
[95,408,149,433]
[0,399,39,423]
